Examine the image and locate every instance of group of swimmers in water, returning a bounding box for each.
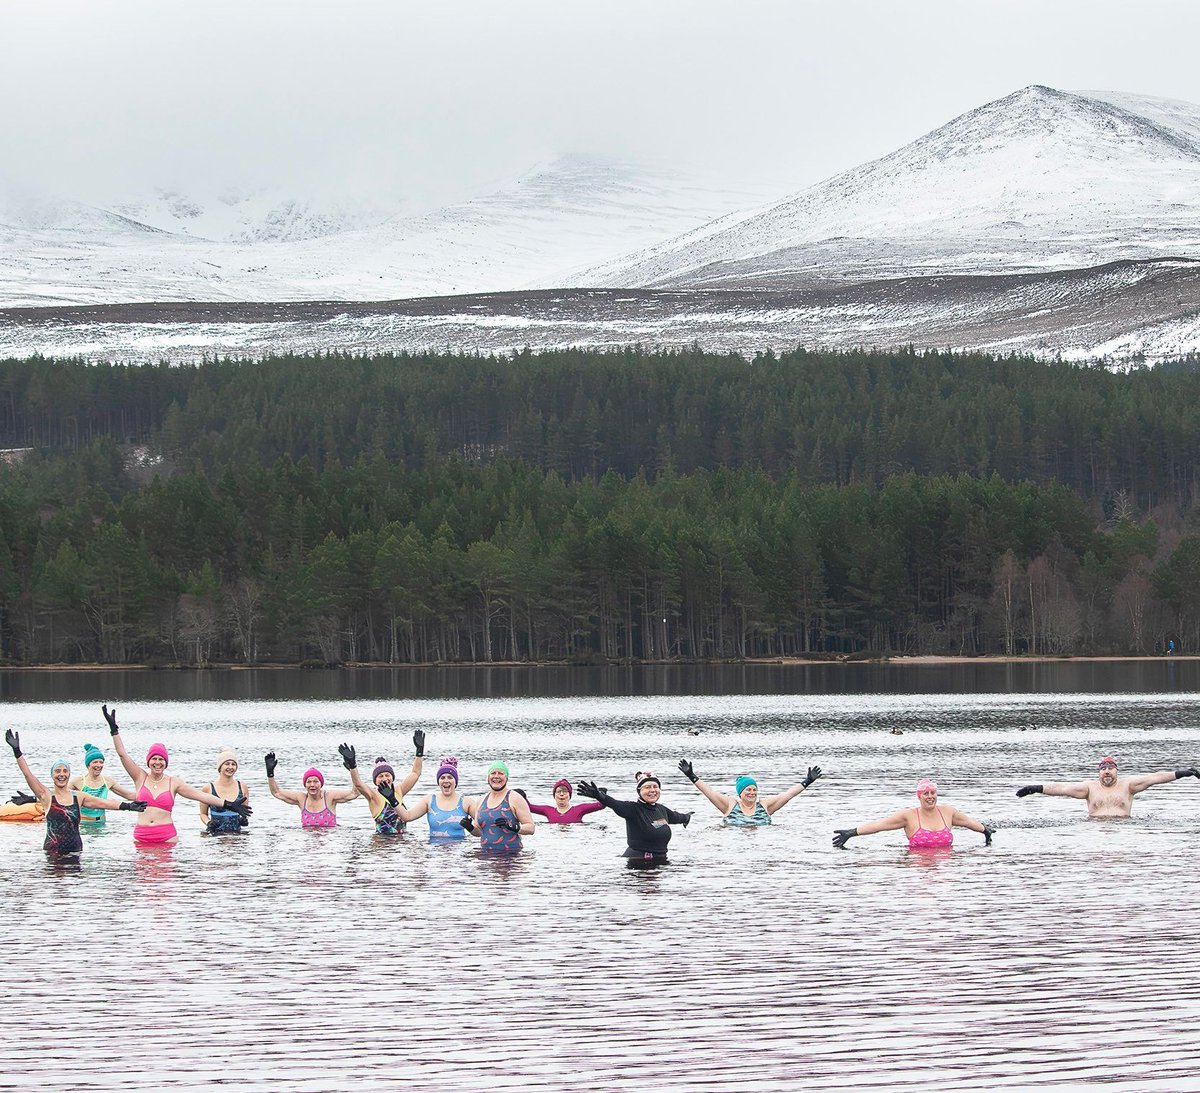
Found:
[5,705,1198,862]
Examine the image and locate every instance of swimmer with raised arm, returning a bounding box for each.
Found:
[398,757,473,839]
[678,759,822,825]
[1016,755,1199,818]
[338,730,425,834]
[576,770,692,863]
[833,777,993,850]
[6,729,146,857]
[265,752,358,827]
[105,705,250,846]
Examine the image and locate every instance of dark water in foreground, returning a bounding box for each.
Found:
[1,665,1199,1092]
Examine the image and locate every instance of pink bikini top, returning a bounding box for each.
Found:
[909,806,953,849]
[136,780,175,812]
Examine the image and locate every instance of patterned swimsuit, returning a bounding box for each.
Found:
[909,807,953,850]
[45,795,84,856]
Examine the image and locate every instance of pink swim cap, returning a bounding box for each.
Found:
[146,743,169,766]
[915,778,938,798]
[301,768,324,787]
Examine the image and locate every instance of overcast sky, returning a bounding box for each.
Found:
[7,0,1200,205]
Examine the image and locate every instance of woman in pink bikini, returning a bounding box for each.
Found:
[264,751,358,827]
[104,705,250,846]
[832,778,994,850]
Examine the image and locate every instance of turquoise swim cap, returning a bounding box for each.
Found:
[735,776,758,796]
[50,759,71,776]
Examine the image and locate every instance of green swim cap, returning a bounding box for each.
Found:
[488,761,509,778]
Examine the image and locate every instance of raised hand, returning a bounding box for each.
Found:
[575,780,602,801]
[264,752,278,779]
[833,828,858,849]
[378,782,398,807]
[102,704,119,736]
[494,816,521,834]
[983,825,995,846]
[413,730,425,758]
[1174,767,1200,779]
[1015,784,1043,797]
[678,759,699,784]
[4,729,20,758]
[119,800,148,812]
[338,743,357,770]
[802,766,823,788]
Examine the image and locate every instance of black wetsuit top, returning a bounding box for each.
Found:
[597,791,691,858]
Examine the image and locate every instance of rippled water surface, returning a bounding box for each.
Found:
[3,668,1200,1091]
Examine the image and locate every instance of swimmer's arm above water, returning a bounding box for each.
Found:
[104,705,147,784]
[265,753,305,806]
[340,746,382,810]
[678,761,734,815]
[833,809,909,847]
[397,731,425,796]
[763,767,823,816]
[6,731,50,805]
[398,795,431,823]
[1017,781,1089,799]
[1129,769,1196,794]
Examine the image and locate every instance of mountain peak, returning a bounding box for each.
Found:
[582,85,1200,291]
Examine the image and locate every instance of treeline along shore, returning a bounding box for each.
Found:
[0,346,1199,666]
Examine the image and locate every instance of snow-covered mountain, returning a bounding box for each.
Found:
[582,85,1200,290]
[0,156,782,307]
[3,85,1199,364]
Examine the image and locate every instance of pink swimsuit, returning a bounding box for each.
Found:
[301,793,337,828]
[133,779,177,844]
[908,806,953,850]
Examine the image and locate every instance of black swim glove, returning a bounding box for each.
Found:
[102,704,119,736]
[802,765,823,788]
[576,780,603,800]
[338,743,357,770]
[1015,784,1043,797]
[1174,768,1199,779]
[494,816,521,834]
[119,800,148,812]
[4,729,20,758]
[458,814,475,832]
[983,825,995,846]
[378,782,398,807]
[224,799,252,818]
[264,752,278,778]
[678,759,699,784]
[10,791,36,805]
[679,812,692,827]
[413,730,425,758]
[833,828,858,849]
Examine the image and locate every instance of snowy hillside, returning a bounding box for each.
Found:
[584,86,1200,290]
[0,157,781,307]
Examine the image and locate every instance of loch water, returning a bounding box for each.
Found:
[1,662,1198,1092]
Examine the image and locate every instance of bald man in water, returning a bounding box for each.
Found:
[1016,756,1199,818]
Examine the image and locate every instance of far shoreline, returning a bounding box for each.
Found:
[2,654,1195,672]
